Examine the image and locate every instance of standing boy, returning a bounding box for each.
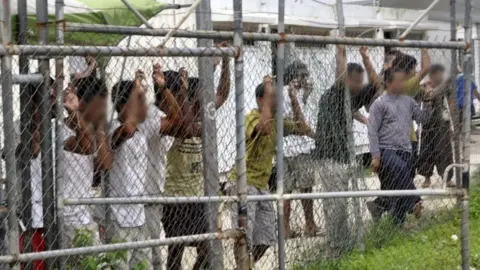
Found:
[230,76,311,265]
[282,60,319,238]
[367,68,431,226]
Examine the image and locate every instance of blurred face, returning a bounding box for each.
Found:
[80,95,108,125]
[119,84,148,123]
[347,71,365,94]
[257,85,277,114]
[386,71,406,94]
[296,69,310,89]
[430,71,445,85]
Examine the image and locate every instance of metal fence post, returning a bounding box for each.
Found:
[461,0,472,269]
[36,0,55,267]
[55,0,67,269]
[449,0,463,191]
[195,0,224,269]
[337,0,357,254]
[275,0,286,269]
[233,0,248,269]
[1,0,20,269]
[16,0,33,268]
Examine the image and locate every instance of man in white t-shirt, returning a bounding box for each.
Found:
[63,72,114,250]
[281,61,319,238]
[139,64,181,270]
[108,71,151,270]
[108,66,180,269]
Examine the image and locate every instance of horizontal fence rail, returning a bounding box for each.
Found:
[0,45,238,57]
[65,23,467,49]
[0,231,243,264]
[63,189,464,205]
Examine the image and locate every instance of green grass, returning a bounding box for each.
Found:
[297,175,480,270]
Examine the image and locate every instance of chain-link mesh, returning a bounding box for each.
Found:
[0,2,473,270]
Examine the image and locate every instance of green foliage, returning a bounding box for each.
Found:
[68,229,129,270]
[296,176,480,270]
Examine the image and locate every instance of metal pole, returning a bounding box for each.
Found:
[0,231,242,264]
[399,0,440,40]
[13,74,43,84]
[16,0,33,268]
[120,0,154,29]
[54,0,67,269]
[159,0,203,47]
[450,0,462,190]
[0,45,238,57]
[195,0,223,268]
[1,0,20,268]
[62,188,463,205]
[275,0,286,269]
[36,0,55,267]
[232,0,248,269]
[337,0,357,253]
[65,22,467,49]
[461,0,472,268]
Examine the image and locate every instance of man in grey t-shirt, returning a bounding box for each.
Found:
[367,68,431,226]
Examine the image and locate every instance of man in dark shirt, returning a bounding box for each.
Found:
[313,45,378,256]
[416,64,455,188]
[314,47,378,163]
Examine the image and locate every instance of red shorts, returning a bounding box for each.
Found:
[19,228,45,270]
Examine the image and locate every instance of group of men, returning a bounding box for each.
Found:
[11,43,475,269]
[14,52,231,270]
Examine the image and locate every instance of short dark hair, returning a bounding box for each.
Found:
[29,74,56,107]
[385,49,401,64]
[384,67,405,84]
[76,76,108,103]
[188,77,200,102]
[111,80,134,112]
[155,70,181,103]
[429,64,446,75]
[255,82,266,99]
[347,63,365,75]
[391,53,417,72]
[284,60,309,85]
[159,71,200,102]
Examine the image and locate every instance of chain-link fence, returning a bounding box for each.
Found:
[0,0,474,269]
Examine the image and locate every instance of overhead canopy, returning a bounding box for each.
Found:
[11,0,168,45]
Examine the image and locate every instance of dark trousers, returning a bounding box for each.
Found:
[417,123,454,180]
[374,149,421,225]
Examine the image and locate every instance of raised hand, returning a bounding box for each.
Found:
[359,46,368,56]
[152,63,166,88]
[214,41,229,68]
[134,69,146,88]
[64,87,79,113]
[179,67,189,90]
[263,75,273,86]
[288,79,300,95]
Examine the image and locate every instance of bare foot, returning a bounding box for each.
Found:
[305,226,324,237]
[446,181,456,188]
[413,200,423,219]
[421,179,431,189]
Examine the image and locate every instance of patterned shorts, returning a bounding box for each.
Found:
[228,184,276,246]
[284,154,318,192]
